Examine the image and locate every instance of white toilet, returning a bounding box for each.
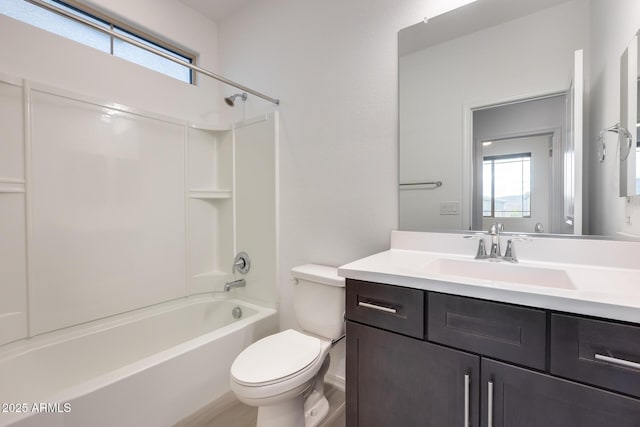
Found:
[230,264,345,427]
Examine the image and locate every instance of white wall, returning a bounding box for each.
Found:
[218,0,477,328]
[399,0,590,233]
[217,0,481,383]
[589,0,640,236]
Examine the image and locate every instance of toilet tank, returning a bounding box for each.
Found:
[291,264,345,340]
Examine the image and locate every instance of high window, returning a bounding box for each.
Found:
[0,0,195,84]
[483,153,531,218]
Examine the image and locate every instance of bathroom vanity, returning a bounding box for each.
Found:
[339,232,640,427]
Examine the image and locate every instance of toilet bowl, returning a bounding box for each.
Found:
[229,264,345,427]
[231,329,332,426]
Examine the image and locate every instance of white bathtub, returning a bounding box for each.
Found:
[0,295,277,427]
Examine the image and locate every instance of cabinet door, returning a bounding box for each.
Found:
[347,321,479,427]
[481,358,640,427]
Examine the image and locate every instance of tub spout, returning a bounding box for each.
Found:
[224,279,246,292]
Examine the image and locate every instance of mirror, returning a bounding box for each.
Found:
[398,0,600,236]
[620,31,640,197]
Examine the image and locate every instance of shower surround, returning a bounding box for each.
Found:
[0,72,279,425]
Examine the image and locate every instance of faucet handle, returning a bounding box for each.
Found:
[476,239,489,259]
[463,234,489,259]
[233,252,251,274]
[502,235,532,263]
[503,239,517,263]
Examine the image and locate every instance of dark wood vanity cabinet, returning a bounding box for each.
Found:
[345,279,640,427]
[428,292,547,370]
[346,321,479,427]
[482,358,640,427]
[550,314,640,398]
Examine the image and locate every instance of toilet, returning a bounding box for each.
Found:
[230,264,345,427]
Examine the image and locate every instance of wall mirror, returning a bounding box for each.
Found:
[620,30,640,197]
[398,0,594,236]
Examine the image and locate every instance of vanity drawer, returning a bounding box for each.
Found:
[346,279,424,339]
[428,293,547,370]
[551,314,640,398]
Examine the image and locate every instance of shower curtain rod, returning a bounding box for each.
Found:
[25,0,280,106]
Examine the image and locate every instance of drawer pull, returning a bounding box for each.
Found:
[595,354,640,370]
[464,374,470,427]
[487,380,494,427]
[358,301,397,314]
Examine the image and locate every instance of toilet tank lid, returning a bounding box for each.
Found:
[291,264,345,287]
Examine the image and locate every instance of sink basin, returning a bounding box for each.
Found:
[423,258,575,290]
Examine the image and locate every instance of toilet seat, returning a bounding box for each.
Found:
[231,329,323,387]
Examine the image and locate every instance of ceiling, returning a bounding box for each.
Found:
[179,0,254,22]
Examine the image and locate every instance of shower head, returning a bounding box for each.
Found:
[224,92,248,107]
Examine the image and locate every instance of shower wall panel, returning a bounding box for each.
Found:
[28,88,187,335]
[0,73,272,342]
[233,113,278,307]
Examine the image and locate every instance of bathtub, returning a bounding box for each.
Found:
[0,295,277,427]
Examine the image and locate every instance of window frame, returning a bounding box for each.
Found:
[11,0,197,84]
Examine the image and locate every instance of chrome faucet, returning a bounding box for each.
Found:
[466,224,530,262]
[224,278,246,292]
[488,223,504,259]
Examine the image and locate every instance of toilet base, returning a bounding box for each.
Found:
[253,355,332,427]
[254,393,330,427]
[303,354,331,427]
[256,395,305,427]
[304,395,329,427]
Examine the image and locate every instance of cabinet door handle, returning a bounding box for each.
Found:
[464,374,470,427]
[595,353,640,370]
[357,301,397,314]
[487,381,494,427]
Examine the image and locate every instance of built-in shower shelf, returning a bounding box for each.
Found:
[192,270,229,279]
[188,190,232,200]
[187,123,231,132]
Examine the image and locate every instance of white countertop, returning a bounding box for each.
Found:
[338,232,640,324]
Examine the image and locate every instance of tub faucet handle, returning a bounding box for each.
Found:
[233,252,251,274]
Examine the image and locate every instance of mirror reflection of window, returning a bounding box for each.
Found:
[483,154,531,218]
